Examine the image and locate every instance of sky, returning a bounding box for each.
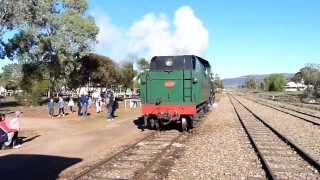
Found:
[1,0,320,79]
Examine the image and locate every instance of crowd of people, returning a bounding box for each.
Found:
[0,89,134,150]
[0,111,22,150]
[47,89,117,121]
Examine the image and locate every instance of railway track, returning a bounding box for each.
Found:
[70,101,212,179]
[243,96,320,126]
[229,95,320,179]
[72,130,186,179]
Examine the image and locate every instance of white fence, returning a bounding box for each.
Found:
[0,90,14,96]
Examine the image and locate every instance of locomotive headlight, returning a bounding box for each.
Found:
[165,59,173,66]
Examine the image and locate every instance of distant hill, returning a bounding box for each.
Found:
[222,73,294,87]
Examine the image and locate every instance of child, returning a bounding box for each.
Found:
[68,97,75,113]
[58,96,65,117]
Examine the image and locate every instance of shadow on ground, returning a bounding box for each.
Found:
[0,101,19,108]
[0,154,82,179]
[17,135,41,145]
[133,116,182,132]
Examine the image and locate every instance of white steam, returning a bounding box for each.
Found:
[94,6,209,60]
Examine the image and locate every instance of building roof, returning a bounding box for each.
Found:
[285,81,306,88]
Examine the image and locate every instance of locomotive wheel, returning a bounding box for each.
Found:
[160,119,171,126]
[181,117,188,132]
[149,118,155,129]
[204,104,209,113]
[154,119,160,130]
[189,118,194,129]
[199,109,205,118]
[143,116,148,129]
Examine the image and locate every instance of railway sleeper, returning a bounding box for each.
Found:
[93,168,137,179]
[258,147,288,152]
[110,161,146,169]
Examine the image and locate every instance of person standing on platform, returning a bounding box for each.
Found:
[58,96,65,117]
[93,91,101,113]
[48,98,54,118]
[105,90,114,121]
[68,97,75,113]
[80,94,88,117]
[77,95,82,116]
[96,94,102,113]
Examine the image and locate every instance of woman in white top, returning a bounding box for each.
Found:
[68,97,75,113]
[96,95,102,113]
[93,91,102,113]
[9,111,22,148]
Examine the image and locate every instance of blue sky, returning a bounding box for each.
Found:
[88,0,320,78]
[1,0,320,79]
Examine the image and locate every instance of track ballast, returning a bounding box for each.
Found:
[229,95,320,179]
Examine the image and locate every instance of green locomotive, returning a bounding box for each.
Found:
[140,55,213,131]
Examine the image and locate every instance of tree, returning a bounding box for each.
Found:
[0,63,22,87]
[300,64,319,85]
[5,80,18,90]
[0,0,36,34]
[68,53,118,88]
[292,72,303,83]
[0,0,37,58]
[2,0,99,98]
[259,82,265,90]
[120,62,137,90]
[212,74,223,90]
[295,64,320,97]
[264,74,287,92]
[137,58,149,71]
[18,63,49,105]
[245,77,257,89]
[133,79,140,89]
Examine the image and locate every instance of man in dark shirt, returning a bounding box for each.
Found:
[80,95,88,117]
[105,90,114,121]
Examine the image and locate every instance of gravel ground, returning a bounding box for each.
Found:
[231,97,319,179]
[167,95,265,179]
[247,95,320,118]
[244,96,320,126]
[238,96,320,164]
[247,92,320,110]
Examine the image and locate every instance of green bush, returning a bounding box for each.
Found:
[264,74,287,92]
[18,79,49,105]
[15,94,32,106]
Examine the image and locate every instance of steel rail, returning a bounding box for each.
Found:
[72,131,157,179]
[134,133,183,180]
[231,95,320,174]
[245,97,320,126]
[228,96,275,179]
[71,97,214,179]
[277,104,320,119]
[72,111,210,179]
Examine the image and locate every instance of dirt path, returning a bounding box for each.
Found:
[0,106,152,179]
